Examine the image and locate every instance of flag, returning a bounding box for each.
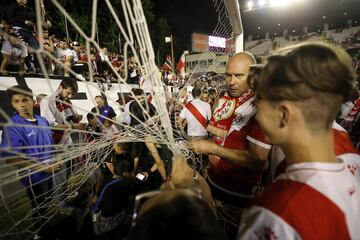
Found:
[165,36,172,43]
[162,54,173,71]
[176,53,186,78]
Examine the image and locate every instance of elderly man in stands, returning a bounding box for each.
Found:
[0,33,27,76]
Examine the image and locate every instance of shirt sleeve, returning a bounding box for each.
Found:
[0,126,24,157]
[179,107,187,119]
[40,98,56,126]
[206,103,212,121]
[1,40,12,55]
[246,117,272,150]
[238,206,301,240]
[109,106,117,118]
[20,44,28,58]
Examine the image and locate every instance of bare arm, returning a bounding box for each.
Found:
[176,117,186,132]
[188,139,269,170]
[0,54,10,74]
[18,57,25,76]
[145,141,166,180]
[132,157,139,174]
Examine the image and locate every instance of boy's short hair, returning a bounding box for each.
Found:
[86,112,95,121]
[7,85,33,100]
[133,88,144,96]
[247,65,264,90]
[257,42,355,129]
[60,78,78,93]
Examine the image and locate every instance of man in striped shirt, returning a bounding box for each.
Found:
[238,42,360,239]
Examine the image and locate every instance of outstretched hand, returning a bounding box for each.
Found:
[169,155,195,187]
[187,139,215,155]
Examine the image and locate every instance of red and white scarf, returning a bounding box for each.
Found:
[207,90,256,144]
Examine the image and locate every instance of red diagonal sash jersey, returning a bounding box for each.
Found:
[207,91,271,197]
[185,102,208,129]
[238,162,360,240]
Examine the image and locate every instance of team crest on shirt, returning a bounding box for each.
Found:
[213,98,236,122]
[233,113,244,125]
[347,164,358,175]
[26,130,36,137]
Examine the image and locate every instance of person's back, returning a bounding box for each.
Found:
[178,87,211,138]
[92,158,134,235]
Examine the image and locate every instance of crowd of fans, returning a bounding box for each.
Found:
[1,1,360,240]
[1,40,360,240]
[0,0,145,89]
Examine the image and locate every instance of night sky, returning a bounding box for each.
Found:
[153,0,360,50]
[153,0,218,53]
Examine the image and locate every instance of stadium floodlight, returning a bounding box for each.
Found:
[247,0,254,9]
[258,0,266,6]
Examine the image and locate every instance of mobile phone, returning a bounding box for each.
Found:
[136,173,146,181]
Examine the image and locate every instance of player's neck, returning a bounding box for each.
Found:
[283,130,337,165]
[19,112,35,120]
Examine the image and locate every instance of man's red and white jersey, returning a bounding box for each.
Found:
[238,162,360,240]
[208,95,271,197]
[269,121,360,181]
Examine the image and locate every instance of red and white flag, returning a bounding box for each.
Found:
[162,54,173,71]
[176,53,186,78]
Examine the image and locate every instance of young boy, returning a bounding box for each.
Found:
[238,43,360,239]
[1,85,60,238]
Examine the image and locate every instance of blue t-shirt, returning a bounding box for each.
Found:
[92,105,117,123]
[1,114,54,186]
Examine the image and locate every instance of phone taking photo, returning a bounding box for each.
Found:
[136,173,146,181]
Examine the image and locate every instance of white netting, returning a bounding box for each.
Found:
[0,0,239,238]
[0,0,181,238]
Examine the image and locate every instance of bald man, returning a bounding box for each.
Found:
[188,52,271,235]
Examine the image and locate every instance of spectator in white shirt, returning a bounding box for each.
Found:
[177,87,211,139]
